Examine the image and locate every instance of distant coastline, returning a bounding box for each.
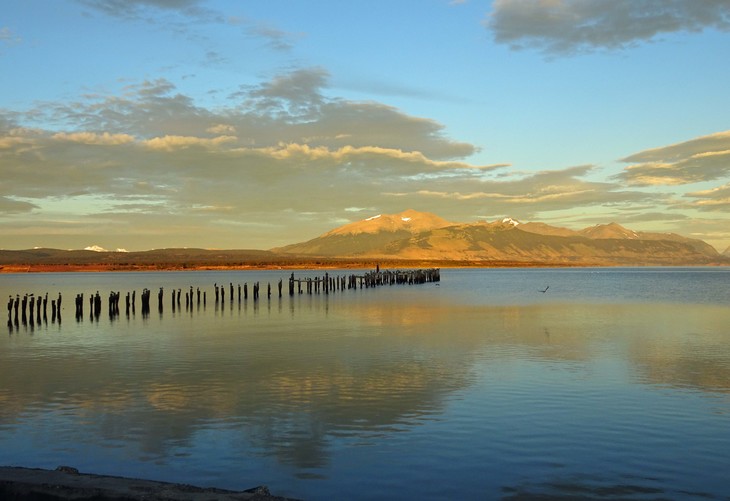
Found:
[0,261,569,274]
[1,260,726,274]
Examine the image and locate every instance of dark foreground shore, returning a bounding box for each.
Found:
[0,466,297,500]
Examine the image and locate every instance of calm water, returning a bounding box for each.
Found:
[1,268,729,499]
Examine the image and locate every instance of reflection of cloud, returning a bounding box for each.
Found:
[1,299,729,475]
[487,0,730,55]
[0,308,476,466]
[628,304,730,394]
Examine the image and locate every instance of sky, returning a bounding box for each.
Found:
[2,0,730,252]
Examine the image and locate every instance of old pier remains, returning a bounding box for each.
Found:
[6,268,439,332]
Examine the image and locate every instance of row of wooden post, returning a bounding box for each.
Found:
[7,268,440,330]
[7,292,62,327]
[287,268,440,295]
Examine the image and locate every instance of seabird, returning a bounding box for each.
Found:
[539,286,549,293]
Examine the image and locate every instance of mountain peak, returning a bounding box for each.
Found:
[322,209,453,237]
[580,222,639,240]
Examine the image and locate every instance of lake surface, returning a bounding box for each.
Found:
[1,268,730,499]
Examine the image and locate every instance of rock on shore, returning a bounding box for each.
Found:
[0,466,297,500]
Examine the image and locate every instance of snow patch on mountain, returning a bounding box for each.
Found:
[84,245,128,252]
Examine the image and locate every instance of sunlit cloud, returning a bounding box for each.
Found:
[52,132,136,145]
[2,64,729,251]
[487,0,730,54]
[143,134,237,151]
[618,130,730,185]
[685,183,730,211]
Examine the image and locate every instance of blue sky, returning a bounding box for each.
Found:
[2,0,730,251]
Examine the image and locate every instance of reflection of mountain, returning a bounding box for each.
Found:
[274,210,725,265]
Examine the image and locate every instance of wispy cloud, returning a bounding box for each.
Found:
[486,0,730,55]
[0,26,22,51]
[78,0,297,54]
[228,16,299,52]
[77,0,217,21]
[685,183,730,211]
[618,131,730,186]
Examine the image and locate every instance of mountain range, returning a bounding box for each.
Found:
[273,209,727,266]
[1,209,728,269]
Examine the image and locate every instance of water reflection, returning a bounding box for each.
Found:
[2,270,730,499]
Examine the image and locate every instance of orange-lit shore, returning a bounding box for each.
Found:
[0,261,582,273]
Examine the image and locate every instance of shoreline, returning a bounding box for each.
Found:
[0,466,297,500]
[3,261,725,274]
[0,262,576,273]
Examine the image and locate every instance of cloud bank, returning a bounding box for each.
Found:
[1,67,668,249]
[487,0,730,54]
[0,68,730,249]
[618,131,730,186]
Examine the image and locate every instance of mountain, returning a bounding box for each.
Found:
[273,211,726,266]
[274,209,454,257]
